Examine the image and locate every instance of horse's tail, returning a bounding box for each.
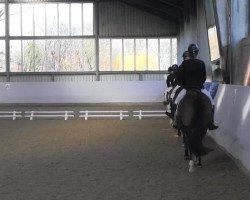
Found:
[191,94,210,156]
[193,94,206,126]
[193,92,213,128]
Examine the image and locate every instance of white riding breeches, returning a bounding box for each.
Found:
[164,87,173,101]
[174,88,214,105]
[170,85,180,99]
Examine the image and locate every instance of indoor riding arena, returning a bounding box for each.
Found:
[1,0,250,200]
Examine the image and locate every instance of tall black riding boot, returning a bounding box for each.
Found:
[208,106,218,130]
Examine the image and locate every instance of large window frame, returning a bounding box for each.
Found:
[99,37,177,72]
[8,2,95,73]
[204,0,221,62]
[207,25,220,62]
[1,1,178,81]
[0,2,5,72]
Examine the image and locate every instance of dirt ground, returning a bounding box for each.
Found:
[0,104,250,200]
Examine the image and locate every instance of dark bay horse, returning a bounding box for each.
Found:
[177,89,213,172]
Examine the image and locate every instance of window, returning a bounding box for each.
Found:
[148,39,158,70]
[9,3,94,36]
[34,4,45,36]
[46,4,58,36]
[111,39,122,71]
[0,3,5,36]
[0,3,5,72]
[0,40,5,72]
[59,4,69,36]
[71,4,82,35]
[22,4,33,36]
[160,39,171,70]
[83,3,94,35]
[171,38,177,65]
[8,2,94,73]
[9,4,21,36]
[99,39,111,71]
[10,39,95,72]
[10,40,22,72]
[99,38,176,71]
[135,39,146,71]
[124,39,134,71]
[4,2,177,75]
[208,26,220,61]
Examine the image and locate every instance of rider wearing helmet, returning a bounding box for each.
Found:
[178,44,206,90]
[167,64,179,87]
[176,44,218,130]
[182,50,190,61]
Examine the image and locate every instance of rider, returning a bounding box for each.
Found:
[166,51,190,119]
[175,44,218,130]
[165,64,179,115]
[172,50,190,102]
[167,64,179,87]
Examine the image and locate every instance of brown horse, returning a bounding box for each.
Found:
[177,89,213,172]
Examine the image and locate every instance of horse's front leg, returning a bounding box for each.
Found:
[178,128,181,137]
[196,156,202,168]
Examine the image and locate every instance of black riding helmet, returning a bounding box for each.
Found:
[168,66,173,72]
[171,64,178,71]
[188,44,199,56]
[182,51,189,59]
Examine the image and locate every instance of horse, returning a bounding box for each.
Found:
[177,89,213,172]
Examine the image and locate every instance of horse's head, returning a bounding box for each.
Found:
[178,90,213,128]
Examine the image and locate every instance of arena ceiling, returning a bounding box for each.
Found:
[118,0,184,23]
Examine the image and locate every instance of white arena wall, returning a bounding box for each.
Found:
[209,84,250,172]
[0,81,166,104]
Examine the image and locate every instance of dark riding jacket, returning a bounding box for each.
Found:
[167,73,176,87]
[177,59,206,90]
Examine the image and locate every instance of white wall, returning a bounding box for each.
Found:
[0,81,166,104]
[209,84,250,171]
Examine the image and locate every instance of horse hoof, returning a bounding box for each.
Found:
[189,166,195,173]
[189,160,195,172]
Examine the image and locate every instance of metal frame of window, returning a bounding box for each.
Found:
[211,0,222,58]
[203,0,221,62]
[5,1,10,81]
[1,1,175,82]
[99,37,177,72]
[7,2,95,74]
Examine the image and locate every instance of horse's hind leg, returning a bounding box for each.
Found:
[183,133,189,159]
[189,153,195,173]
[185,131,195,172]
